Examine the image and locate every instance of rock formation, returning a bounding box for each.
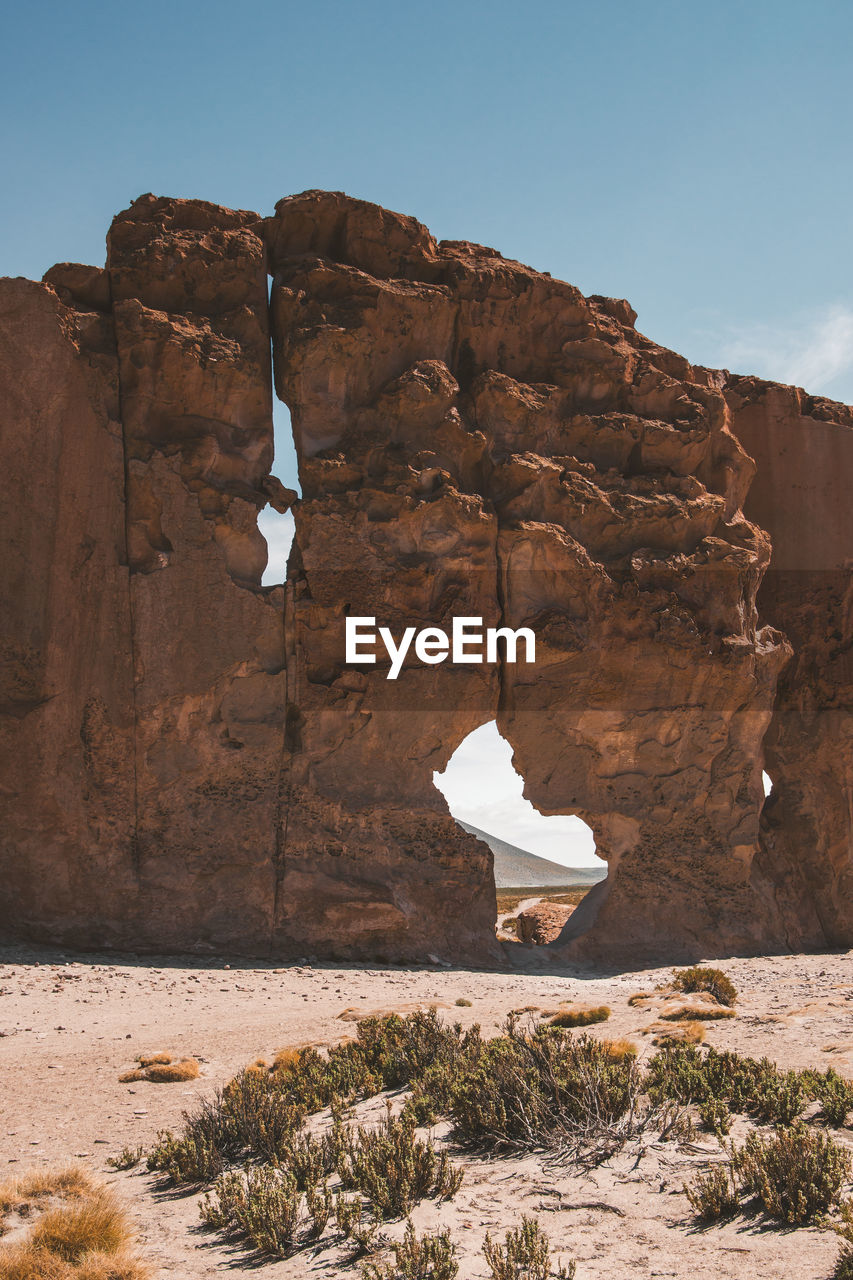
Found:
[0,189,850,964]
[726,379,853,949]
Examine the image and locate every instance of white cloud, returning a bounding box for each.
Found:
[715,304,853,401]
[434,721,604,870]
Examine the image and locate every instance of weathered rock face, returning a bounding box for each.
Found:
[267,190,791,963]
[105,196,288,951]
[726,379,853,949]
[0,188,850,964]
[517,902,575,946]
[0,275,137,943]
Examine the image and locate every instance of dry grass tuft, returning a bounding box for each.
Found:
[548,1006,611,1028]
[652,1020,705,1047]
[0,1168,93,1217]
[627,992,653,1007]
[119,1055,199,1084]
[0,1169,147,1280]
[659,1005,736,1022]
[271,1048,302,1073]
[30,1195,127,1262]
[602,1038,639,1061]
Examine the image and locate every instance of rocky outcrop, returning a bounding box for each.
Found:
[726,379,853,949]
[267,191,791,963]
[0,275,137,942]
[0,189,850,964]
[517,902,575,945]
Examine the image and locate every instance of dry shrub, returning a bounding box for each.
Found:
[119,1056,199,1084]
[652,1021,704,1047]
[30,1195,127,1262]
[687,1122,850,1225]
[0,1171,146,1280]
[603,1039,638,1061]
[659,1005,736,1022]
[548,1007,610,1028]
[0,1168,93,1216]
[455,999,472,1008]
[627,992,653,1007]
[271,1048,302,1073]
[672,966,737,1007]
[145,1059,199,1083]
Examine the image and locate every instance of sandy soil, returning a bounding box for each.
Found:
[2,941,852,1278]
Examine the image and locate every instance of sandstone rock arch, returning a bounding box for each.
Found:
[0,190,850,964]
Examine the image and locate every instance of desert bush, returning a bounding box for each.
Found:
[200,1165,300,1255]
[304,1182,334,1240]
[342,1109,463,1218]
[698,1098,731,1137]
[362,1220,459,1280]
[548,1007,610,1028]
[106,1147,144,1172]
[732,1122,849,1223]
[684,1163,739,1221]
[455,998,472,1008]
[802,1068,853,1127]
[483,1215,575,1280]
[749,1069,807,1126]
[831,1199,853,1279]
[451,1025,638,1154]
[686,1122,850,1226]
[647,1044,810,1125]
[147,1127,222,1184]
[672,966,737,1007]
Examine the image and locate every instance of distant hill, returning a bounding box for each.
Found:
[458,820,607,888]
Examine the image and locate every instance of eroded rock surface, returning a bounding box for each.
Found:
[727,379,853,949]
[267,190,793,963]
[0,189,850,964]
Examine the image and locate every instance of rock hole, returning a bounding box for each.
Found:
[433,721,606,945]
[762,770,774,798]
[259,399,301,586]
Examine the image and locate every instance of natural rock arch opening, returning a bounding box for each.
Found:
[258,400,299,585]
[434,721,606,945]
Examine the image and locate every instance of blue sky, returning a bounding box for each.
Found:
[4,0,847,866]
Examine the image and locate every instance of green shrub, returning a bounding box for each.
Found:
[672,966,737,1007]
[803,1068,853,1127]
[106,1145,144,1170]
[483,1215,575,1280]
[686,1122,850,1226]
[362,1220,459,1280]
[733,1123,849,1224]
[451,1025,638,1153]
[684,1164,739,1221]
[200,1165,301,1255]
[342,1109,463,1219]
[699,1098,731,1137]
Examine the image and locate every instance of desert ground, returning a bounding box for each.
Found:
[2,929,852,1279]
